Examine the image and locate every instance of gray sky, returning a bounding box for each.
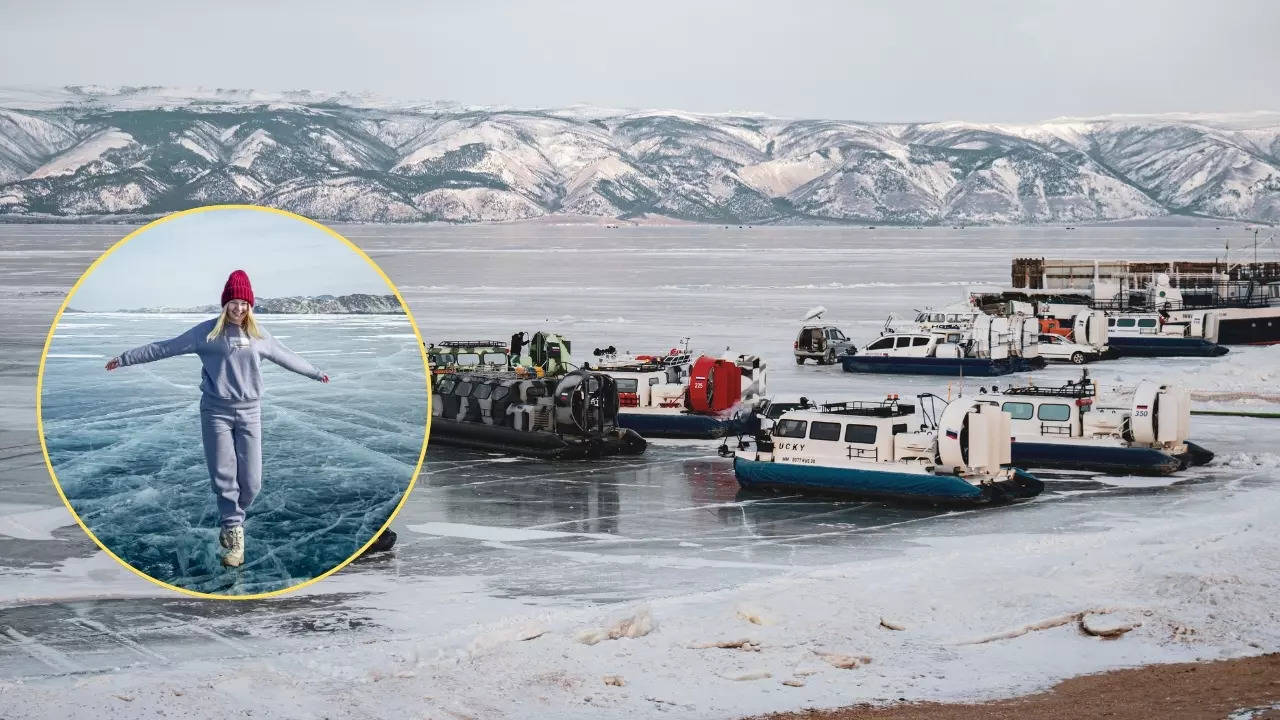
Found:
[1,0,1277,122]
[68,209,394,311]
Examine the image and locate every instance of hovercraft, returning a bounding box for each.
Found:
[842,304,1046,376]
[971,370,1214,475]
[973,287,1229,357]
[722,396,1042,506]
[427,333,646,459]
[589,341,768,439]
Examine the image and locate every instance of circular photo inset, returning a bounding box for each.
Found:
[37,206,430,598]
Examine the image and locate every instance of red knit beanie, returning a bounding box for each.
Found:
[221,270,254,307]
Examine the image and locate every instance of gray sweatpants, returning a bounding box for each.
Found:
[199,396,262,529]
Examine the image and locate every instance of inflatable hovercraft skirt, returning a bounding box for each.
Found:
[430,418,647,460]
[1106,336,1229,357]
[1010,440,1215,476]
[840,354,1047,376]
[616,408,759,439]
[732,456,1043,506]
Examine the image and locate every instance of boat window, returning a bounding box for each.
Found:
[932,313,944,322]
[1107,318,1116,326]
[893,423,908,434]
[1116,318,1136,328]
[429,352,454,365]
[1037,403,1071,422]
[844,424,877,444]
[774,419,808,438]
[456,353,481,366]
[866,337,895,351]
[482,352,508,366]
[894,336,912,348]
[649,376,660,386]
[947,333,962,343]
[912,336,930,347]
[1001,401,1034,420]
[615,378,639,392]
[472,384,492,399]
[809,421,841,441]
[1137,318,1158,328]
[492,386,510,402]
[455,382,473,397]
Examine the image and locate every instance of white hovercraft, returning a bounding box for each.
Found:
[972,370,1214,475]
[722,395,1043,506]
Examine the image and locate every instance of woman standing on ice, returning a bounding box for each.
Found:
[105,270,328,568]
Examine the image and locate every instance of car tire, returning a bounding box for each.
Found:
[823,349,835,365]
[1070,351,1086,364]
[795,356,805,365]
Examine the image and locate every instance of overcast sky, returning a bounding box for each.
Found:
[2,0,1276,122]
[68,209,393,311]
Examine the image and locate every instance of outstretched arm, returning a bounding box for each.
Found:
[111,324,205,369]
[260,334,327,382]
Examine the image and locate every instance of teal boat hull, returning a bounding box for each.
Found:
[732,456,1042,506]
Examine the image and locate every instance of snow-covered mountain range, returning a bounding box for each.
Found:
[2,86,1278,225]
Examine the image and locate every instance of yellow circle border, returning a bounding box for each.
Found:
[34,204,433,600]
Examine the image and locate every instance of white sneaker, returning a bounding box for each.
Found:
[220,525,245,567]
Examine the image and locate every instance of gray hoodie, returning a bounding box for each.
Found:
[119,318,324,402]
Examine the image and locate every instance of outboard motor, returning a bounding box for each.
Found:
[1130,381,1191,446]
[1020,316,1041,359]
[524,331,573,376]
[689,356,744,413]
[1072,310,1108,349]
[553,370,621,437]
[988,316,1011,360]
[936,400,1012,475]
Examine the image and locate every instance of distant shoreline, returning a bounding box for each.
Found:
[67,293,405,315]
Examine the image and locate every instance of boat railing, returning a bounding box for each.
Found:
[846,446,879,460]
[1090,293,1275,311]
[1003,384,1095,399]
[820,400,915,417]
[1039,423,1073,437]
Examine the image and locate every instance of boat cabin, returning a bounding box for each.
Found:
[1106,312,1218,341]
[767,400,928,465]
[427,340,511,374]
[977,383,1093,439]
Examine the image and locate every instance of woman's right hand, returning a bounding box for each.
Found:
[105,357,121,371]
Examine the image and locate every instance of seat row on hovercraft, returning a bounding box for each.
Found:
[427,333,645,459]
[425,332,769,455]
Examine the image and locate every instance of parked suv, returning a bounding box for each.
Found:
[794,325,854,365]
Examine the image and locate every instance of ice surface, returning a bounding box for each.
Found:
[2,224,1279,718]
[39,312,427,595]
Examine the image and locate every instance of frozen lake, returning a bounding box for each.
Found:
[1,224,1277,719]
[41,312,426,595]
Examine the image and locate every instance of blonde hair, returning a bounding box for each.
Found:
[207,302,265,341]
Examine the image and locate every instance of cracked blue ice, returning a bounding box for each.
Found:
[40,313,428,595]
